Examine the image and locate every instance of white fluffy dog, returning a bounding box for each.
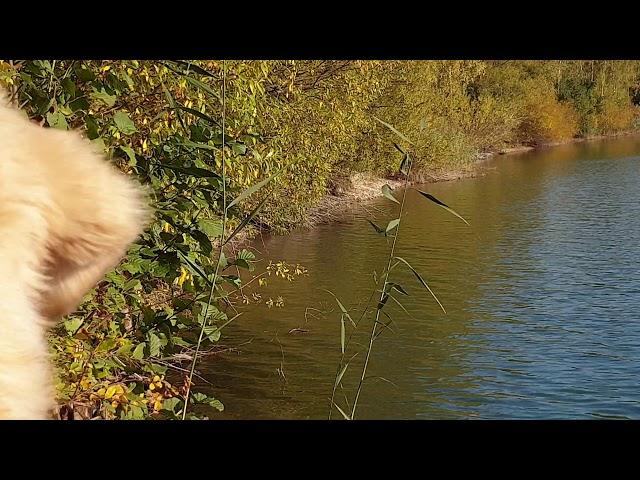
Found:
[0,89,149,419]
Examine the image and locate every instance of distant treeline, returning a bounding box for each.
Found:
[2,60,638,229]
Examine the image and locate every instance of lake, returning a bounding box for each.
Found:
[200,135,640,419]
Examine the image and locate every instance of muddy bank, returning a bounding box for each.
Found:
[305,168,477,227]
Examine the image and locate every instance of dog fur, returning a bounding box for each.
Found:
[0,89,150,419]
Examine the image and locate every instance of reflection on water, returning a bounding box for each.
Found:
[199,136,640,419]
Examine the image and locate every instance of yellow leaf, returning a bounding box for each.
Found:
[105,386,117,399]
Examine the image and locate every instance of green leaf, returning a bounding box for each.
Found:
[173,61,217,78]
[373,115,415,145]
[120,146,137,166]
[69,96,89,113]
[178,252,212,287]
[176,105,221,127]
[91,137,106,152]
[190,229,213,256]
[91,88,116,107]
[236,249,256,261]
[148,333,161,357]
[197,218,223,239]
[105,272,126,287]
[116,342,134,357]
[382,184,400,204]
[416,190,470,226]
[227,172,279,210]
[123,279,142,291]
[204,325,221,342]
[183,75,221,100]
[232,258,253,271]
[387,282,409,296]
[75,66,96,82]
[224,194,270,245]
[386,218,400,234]
[335,362,349,387]
[179,139,219,151]
[192,392,208,403]
[46,111,68,130]
[113,111,137,135]
[132,342,146,360]
[367,219,385,234]
[393,256,446,313]
[190,392,224,411]
[230,141,247,155]
[207,398,224,412]
[221,275,242,287]
[63,317,83,335]
[325,290,356,327]
[218,251,228,269]
[85,116,100,139]
[162,398,182,414]
[172,337,192,348]
[333,402,351,420]
[96,338,117,353]
[392,142,406,154]
[120,257,146,274]
[377,292,390,310]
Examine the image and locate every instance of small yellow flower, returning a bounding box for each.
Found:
[174,266,190,288]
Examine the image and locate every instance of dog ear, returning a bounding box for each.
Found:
[0,93,152,418]
[38,150,152,321]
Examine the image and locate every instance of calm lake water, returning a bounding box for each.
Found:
[200,135,640,419]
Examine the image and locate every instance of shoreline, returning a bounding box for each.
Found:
[303,130,640,228]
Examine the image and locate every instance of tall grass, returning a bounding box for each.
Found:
[328,121,470,420]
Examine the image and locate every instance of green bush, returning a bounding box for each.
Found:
[0,60,308,419]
